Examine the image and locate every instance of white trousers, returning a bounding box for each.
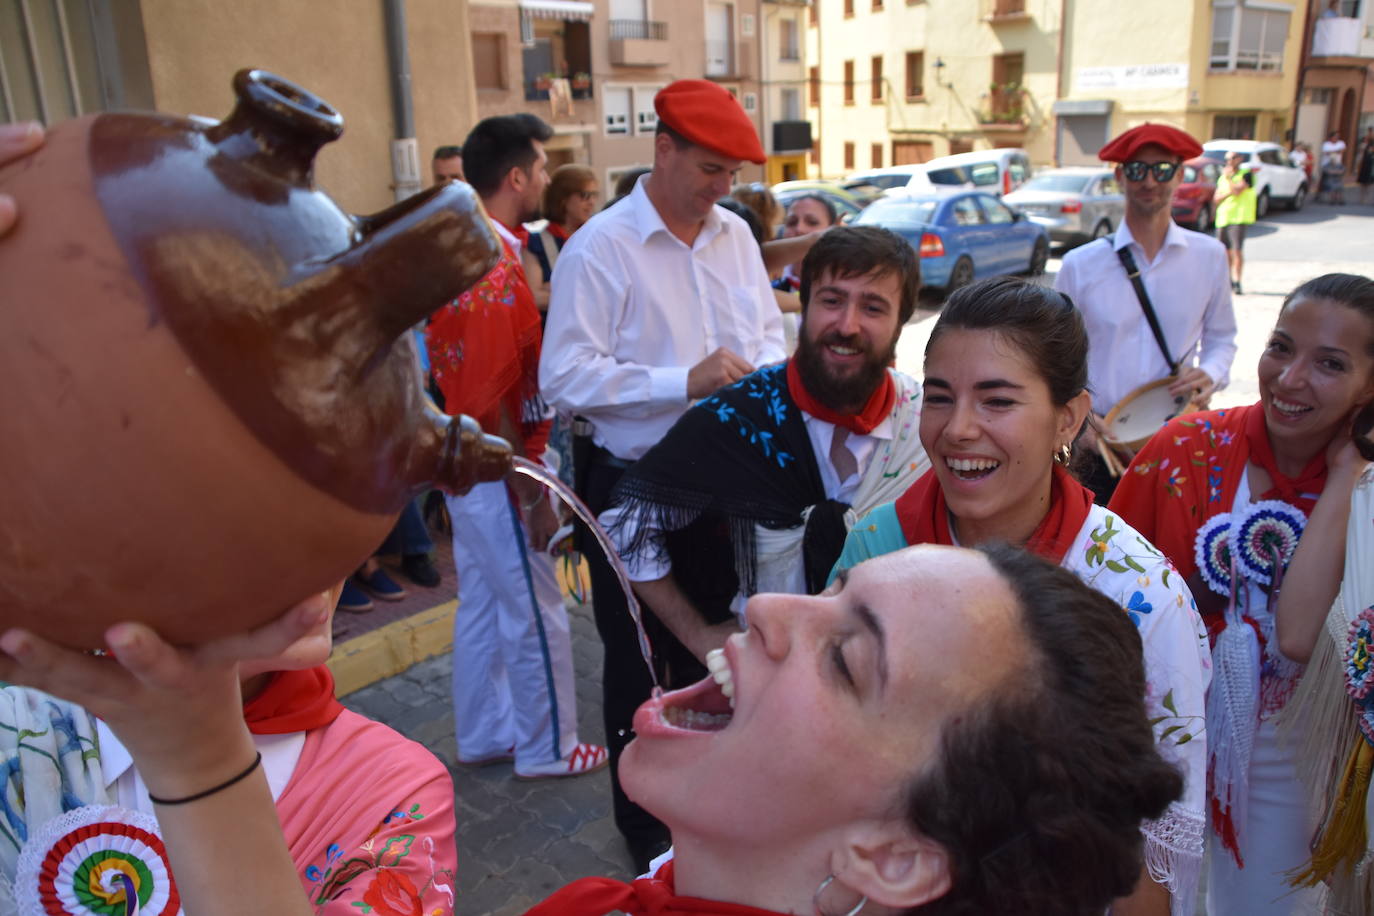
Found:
[1206,718,1320,916]
[447,482,579,767]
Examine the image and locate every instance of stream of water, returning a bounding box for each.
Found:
[510,455,659,689]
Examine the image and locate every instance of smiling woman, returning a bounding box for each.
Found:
[834,276,1212,915]
[1109,273,1374,916]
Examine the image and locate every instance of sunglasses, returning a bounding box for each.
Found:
[1121,160,1180,183]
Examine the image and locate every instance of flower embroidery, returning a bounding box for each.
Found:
[1125,591,1153,627]
[356,869,422,916]
[1346,607,1374,746]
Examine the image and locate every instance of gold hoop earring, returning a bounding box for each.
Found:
[813,874,867,916]
[1054,443,1072,466]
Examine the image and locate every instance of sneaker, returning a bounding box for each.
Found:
[401,552,442,588]
[336,580,374,614]
[356,566,406,601]
[515,743,609,780]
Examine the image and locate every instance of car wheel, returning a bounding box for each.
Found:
[1028,238,1049,276]
[1288,183,1307,211]
[1091,220,1112,240]
[1256,188,1270,218]
[947,256,974,294]
[1194,205,1212,233]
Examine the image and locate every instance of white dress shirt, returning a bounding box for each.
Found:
[537,176,787,460]
[1054,219,1237,414]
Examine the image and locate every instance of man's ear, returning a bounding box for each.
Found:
[506,163,528,195]
[829,821,951,911]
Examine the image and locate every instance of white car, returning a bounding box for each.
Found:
[1200,140,1308,216]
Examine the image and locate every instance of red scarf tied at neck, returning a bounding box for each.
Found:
[894,463,1095,564]
[786,358,895,435]
[523,862,787,916]
[1243,401,1328,513]
[241,666,346,735]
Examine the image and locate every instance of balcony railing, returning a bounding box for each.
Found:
[979,85,1026,125]
[610,19,667,40]
[1312,16,1364,57]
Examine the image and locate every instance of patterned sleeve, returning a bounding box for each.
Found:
[1074,514,1210,914]
[303,768,458,916]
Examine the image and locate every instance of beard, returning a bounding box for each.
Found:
[793,325,896,413]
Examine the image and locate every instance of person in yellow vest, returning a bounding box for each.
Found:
[1214,151,1257,295]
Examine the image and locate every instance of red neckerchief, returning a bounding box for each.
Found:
[1243,401,1327,513]
[498,219,531,250]
[894,463,1094,564]
[241,666,345,735]
[546,222,571,243]
[523,862,786,916]
[785,358,895,435]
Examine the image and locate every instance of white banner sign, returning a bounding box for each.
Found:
[1075,63,1190,92]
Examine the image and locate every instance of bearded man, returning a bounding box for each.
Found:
[601,225,928,687]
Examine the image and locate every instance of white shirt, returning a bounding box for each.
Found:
[602,412,891,583]
[1054,219,1236,414]
[97,719,304,814]
[537,176,787,460]
[1322,138,1347,166]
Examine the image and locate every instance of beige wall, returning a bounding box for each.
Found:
[137,0,478,213]
[809,0,1063,180]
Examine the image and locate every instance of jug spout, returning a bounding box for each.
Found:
[411,406,513,496]
[347,182,502,344]
[206,69,345,187]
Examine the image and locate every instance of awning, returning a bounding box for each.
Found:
[1052,99,1114,117]
[518,0,594,21]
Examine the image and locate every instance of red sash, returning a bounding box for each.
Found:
[893,464,1094,564]
[785,359,895,435]
[524,862,786,916]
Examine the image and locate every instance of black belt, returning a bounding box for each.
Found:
[587,443,632,470]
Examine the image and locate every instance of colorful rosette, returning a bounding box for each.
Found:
[1193,512,1233,596]
[1347,606,1374,702]
[15,805,182,916]
[1232,500,1307,586]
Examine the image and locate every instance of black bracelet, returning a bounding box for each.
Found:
[148,752,262,806]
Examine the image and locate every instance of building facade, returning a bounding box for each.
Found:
[1,0,484,213]
[1293,0,1374,164]
[807,0,1310,177]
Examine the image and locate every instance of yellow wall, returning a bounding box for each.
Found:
[809,0,1065,179]
[138,0,478,214]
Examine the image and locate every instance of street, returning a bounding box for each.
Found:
[343,198,1373,915]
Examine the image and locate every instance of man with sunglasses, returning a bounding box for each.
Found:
[1055,123,1236,502]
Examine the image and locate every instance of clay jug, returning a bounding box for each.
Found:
[0,69,511,648]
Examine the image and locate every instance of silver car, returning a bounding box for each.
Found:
[1002,167,1124,247]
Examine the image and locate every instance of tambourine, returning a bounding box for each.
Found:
[1098,377,1199,476]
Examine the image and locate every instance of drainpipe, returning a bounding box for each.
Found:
[384,0,423,201]
[1054,0,1067,166]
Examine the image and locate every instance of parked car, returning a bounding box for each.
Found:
[1200,140,1308,215]
[771,180,875,224]
[842,165,948,195]
[913,148,1034,196]
[854,188,1049,292]
[1002,166,1123,247]
[1171,156,1222,231]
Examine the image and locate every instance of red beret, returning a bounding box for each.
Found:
[1098,123,1203,163]
[654,80,766,164]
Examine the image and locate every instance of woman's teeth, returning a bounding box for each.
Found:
[1272,398,1312,417]
[663,707,732,730]
[706,648,735,708]
[945,457,1000,479]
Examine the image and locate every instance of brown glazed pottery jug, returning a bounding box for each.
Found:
[0,69,511,648]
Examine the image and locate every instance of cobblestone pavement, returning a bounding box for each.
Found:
[342,599,625,916]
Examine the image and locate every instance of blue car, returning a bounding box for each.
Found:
[854,189,1049,292]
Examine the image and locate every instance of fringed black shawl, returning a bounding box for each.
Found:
[606,363,849,622]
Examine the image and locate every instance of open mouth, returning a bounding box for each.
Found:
[1270,397,1314,419]
[945,456,1000,481]
[655,647,736,732]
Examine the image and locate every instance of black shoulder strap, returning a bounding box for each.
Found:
[1113,240,1179,375]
